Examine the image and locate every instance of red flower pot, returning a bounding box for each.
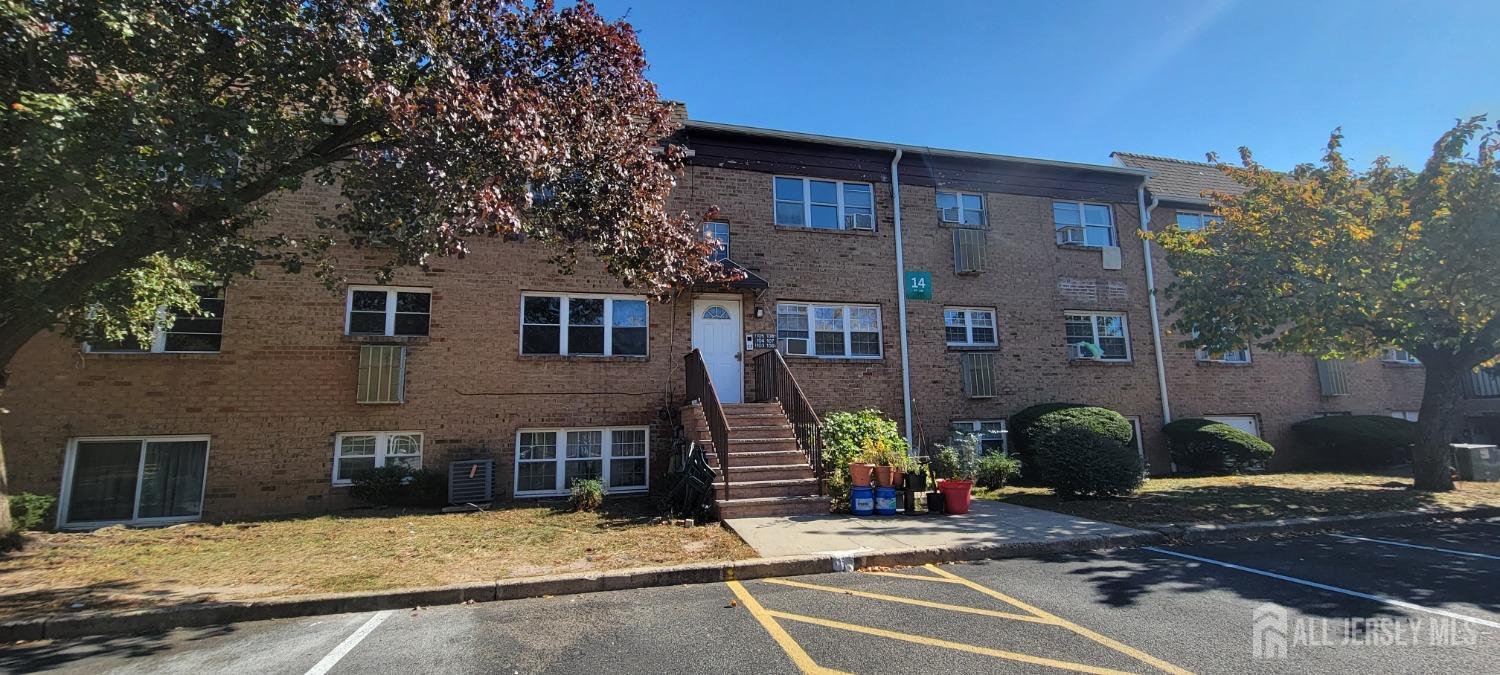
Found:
[939,479,974,515]
[849,463,874,487]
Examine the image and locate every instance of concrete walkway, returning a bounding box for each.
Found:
[723,499,1147,557]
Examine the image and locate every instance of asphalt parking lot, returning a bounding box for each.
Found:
[3,518,1497,674]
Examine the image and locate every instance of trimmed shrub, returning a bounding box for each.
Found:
[348,465,447,507]
[1009,403,1085,454]
[9,493,57,532]
[1030,407,1134,447]
[976,452,1022,490]
[1164,418,1275,473]
[1034,427,1143,497]
[1291,415,1418,468]
[929,447,961,482]
[822,409,909,505]
[570,478,605,512]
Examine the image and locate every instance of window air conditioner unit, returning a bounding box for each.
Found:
[940,207,962,223]
[845,212,875,230]
[1058,226,1086,245]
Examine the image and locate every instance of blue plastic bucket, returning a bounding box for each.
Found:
[874,486,898,515]
[851,486,875,516]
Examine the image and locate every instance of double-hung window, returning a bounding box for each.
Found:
[86,286,226,353]
[346,286,431,337]
[944,307,998,347]
[776,302,881,358]
[1053,201,1116,247]
[333,431,422,484]
[950,420,1007,454]
[937,191,986,227]
[1175,211,1224,231]
[702,221,731,262]
[774,177,875,231]
[515,427,649,496]
[521,294,648,356]
[1065,312,1130,361]
[59,435,211,528]
[1381,348,1421,365]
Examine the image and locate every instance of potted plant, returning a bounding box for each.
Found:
[925,449,957,514]
[933,433,980,515]
[865,438,907,487]
[848,444,875,487]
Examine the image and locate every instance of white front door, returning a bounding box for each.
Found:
[691,297,743,404]
[1207,415,1260,437]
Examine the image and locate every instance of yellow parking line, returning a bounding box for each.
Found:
[762,578,1054,625]
[924,565,1193,675]
[860,570,966,584]
[726,580,849,675]
[765,610,1137,675]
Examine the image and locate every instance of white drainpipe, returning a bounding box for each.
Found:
[1137,185,1171,425]
[891,149,914,445]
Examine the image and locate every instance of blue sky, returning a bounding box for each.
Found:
[592,0,1499,170]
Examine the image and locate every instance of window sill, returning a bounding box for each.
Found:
[1381,361,1423,368]
[1196,359,1253,367]
[939,222,990,230]
[773,225,878,237]
[83,351,221,359]
[1056,243,1112,252]
[343,335,430,345]
[947,345,1000,352]
[518,353,650,362]
[1067,358,1132,366]
[515,487,648,499]
[784,355,884,364]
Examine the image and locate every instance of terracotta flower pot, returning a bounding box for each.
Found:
[888,467,905,489]
[873,465,894,487]
[849,463,875,487]
[938,479,974,515]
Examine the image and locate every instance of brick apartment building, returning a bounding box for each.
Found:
[4,109,1466,529]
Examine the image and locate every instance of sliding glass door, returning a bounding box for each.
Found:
[62,436,210,528]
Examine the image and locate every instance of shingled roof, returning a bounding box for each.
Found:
[1111,152,1242,204]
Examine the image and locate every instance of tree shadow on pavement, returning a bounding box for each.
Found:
[0,624,236,672]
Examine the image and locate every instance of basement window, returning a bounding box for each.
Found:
[515,427,649,496]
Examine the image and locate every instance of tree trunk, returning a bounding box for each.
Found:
[1412,363,1464,491]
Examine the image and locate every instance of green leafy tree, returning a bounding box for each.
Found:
[1154,117,1500,491]
[0,0,729,531]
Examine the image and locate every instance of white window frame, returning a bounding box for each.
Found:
[944,307,999,347]
[702,221,731,262]
[345,285,432,337]
[84,285,226,354]
[1053,201,1117,247]
[937,191,986,226]
[1065,311,1132,362]
[776,302,883,359]
[1390,411,1419,422]
[773,176,876,231]
[950,420,1007,453]
[1381,348,1421,365]
[332,431,423,485]
[1196,346,1252,364]
[1175,210,1224,232]
[58,434,212,529]
[513,426,650,497]
[519,293,649,357]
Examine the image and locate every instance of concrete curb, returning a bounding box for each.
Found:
[5,505,1494,642]
[0,529,1162,642]
[1143,504,1500,542]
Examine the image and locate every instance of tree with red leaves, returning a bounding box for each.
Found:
[0,0,725,531]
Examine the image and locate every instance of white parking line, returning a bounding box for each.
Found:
[1143,546,1500,629]
[1330,533,1500,561]
[304,610,394,675]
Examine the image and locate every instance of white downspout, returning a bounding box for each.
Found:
[1137,185,1171,425]
[891,149,914,445]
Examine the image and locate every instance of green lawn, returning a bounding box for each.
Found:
[979,472,1500,528]
[0,498,753,620]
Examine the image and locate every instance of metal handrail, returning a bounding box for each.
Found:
[752,349,824,495]
[684,349,734,500]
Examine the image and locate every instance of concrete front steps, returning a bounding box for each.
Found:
[681,401,831,519]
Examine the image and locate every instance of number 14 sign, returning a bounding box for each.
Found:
[905,271,932,300]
